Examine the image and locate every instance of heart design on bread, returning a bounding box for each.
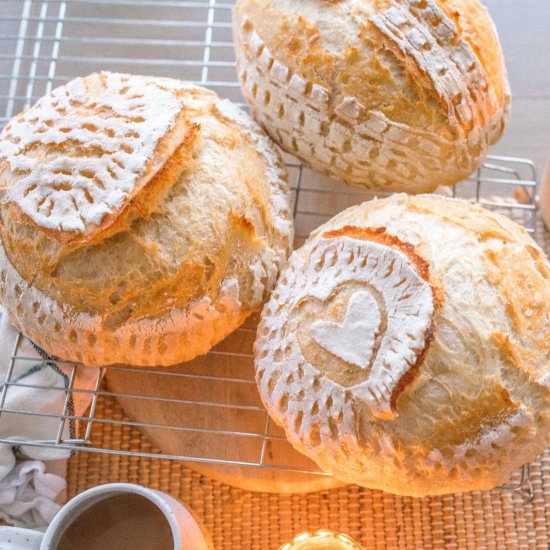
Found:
[254,197,550,496]
[293,282,387,389]
[311,290,381,370]
[281,227,442,419]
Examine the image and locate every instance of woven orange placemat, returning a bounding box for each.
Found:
[67,217,550,550]
[66,389,550,550]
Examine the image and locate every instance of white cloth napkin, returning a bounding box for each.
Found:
[0,309,100,528]
[0,460,66,530]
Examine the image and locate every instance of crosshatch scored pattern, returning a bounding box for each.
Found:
[0,0,545,520]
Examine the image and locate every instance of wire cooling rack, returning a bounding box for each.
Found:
[0,0,540,499]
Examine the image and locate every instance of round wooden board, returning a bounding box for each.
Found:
[105,314,345,494]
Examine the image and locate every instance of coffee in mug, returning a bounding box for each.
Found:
[56,493,174,550]
[39,483,211,550]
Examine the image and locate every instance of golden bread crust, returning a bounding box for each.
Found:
[0,74,293,366]
[233,0,510,192]
[255,195,550,496]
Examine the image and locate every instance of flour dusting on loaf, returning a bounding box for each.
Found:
[272,227,439,420]
[233,0,510,192]
[0,72,196,239]
[0,74,293,367]
[255,195,550,497]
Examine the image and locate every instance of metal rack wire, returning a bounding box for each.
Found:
[0,0,539,499]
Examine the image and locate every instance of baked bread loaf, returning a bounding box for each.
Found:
[0,72,293,367]
[254,194,550,496]
[233,0,510,193]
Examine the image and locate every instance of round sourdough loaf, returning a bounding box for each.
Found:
[0,72,293,367]
[254,194,550,496]
[233,0,510,193]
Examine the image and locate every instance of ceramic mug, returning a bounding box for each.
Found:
[0,483,211,550]
[0,526,43,550]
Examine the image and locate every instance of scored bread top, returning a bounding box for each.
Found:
[0,75,293,366]
[233,0,510,192]
[269,225,441,420]
[255,194,550,496]
[0,72,194,244]
[235,0,508,133]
